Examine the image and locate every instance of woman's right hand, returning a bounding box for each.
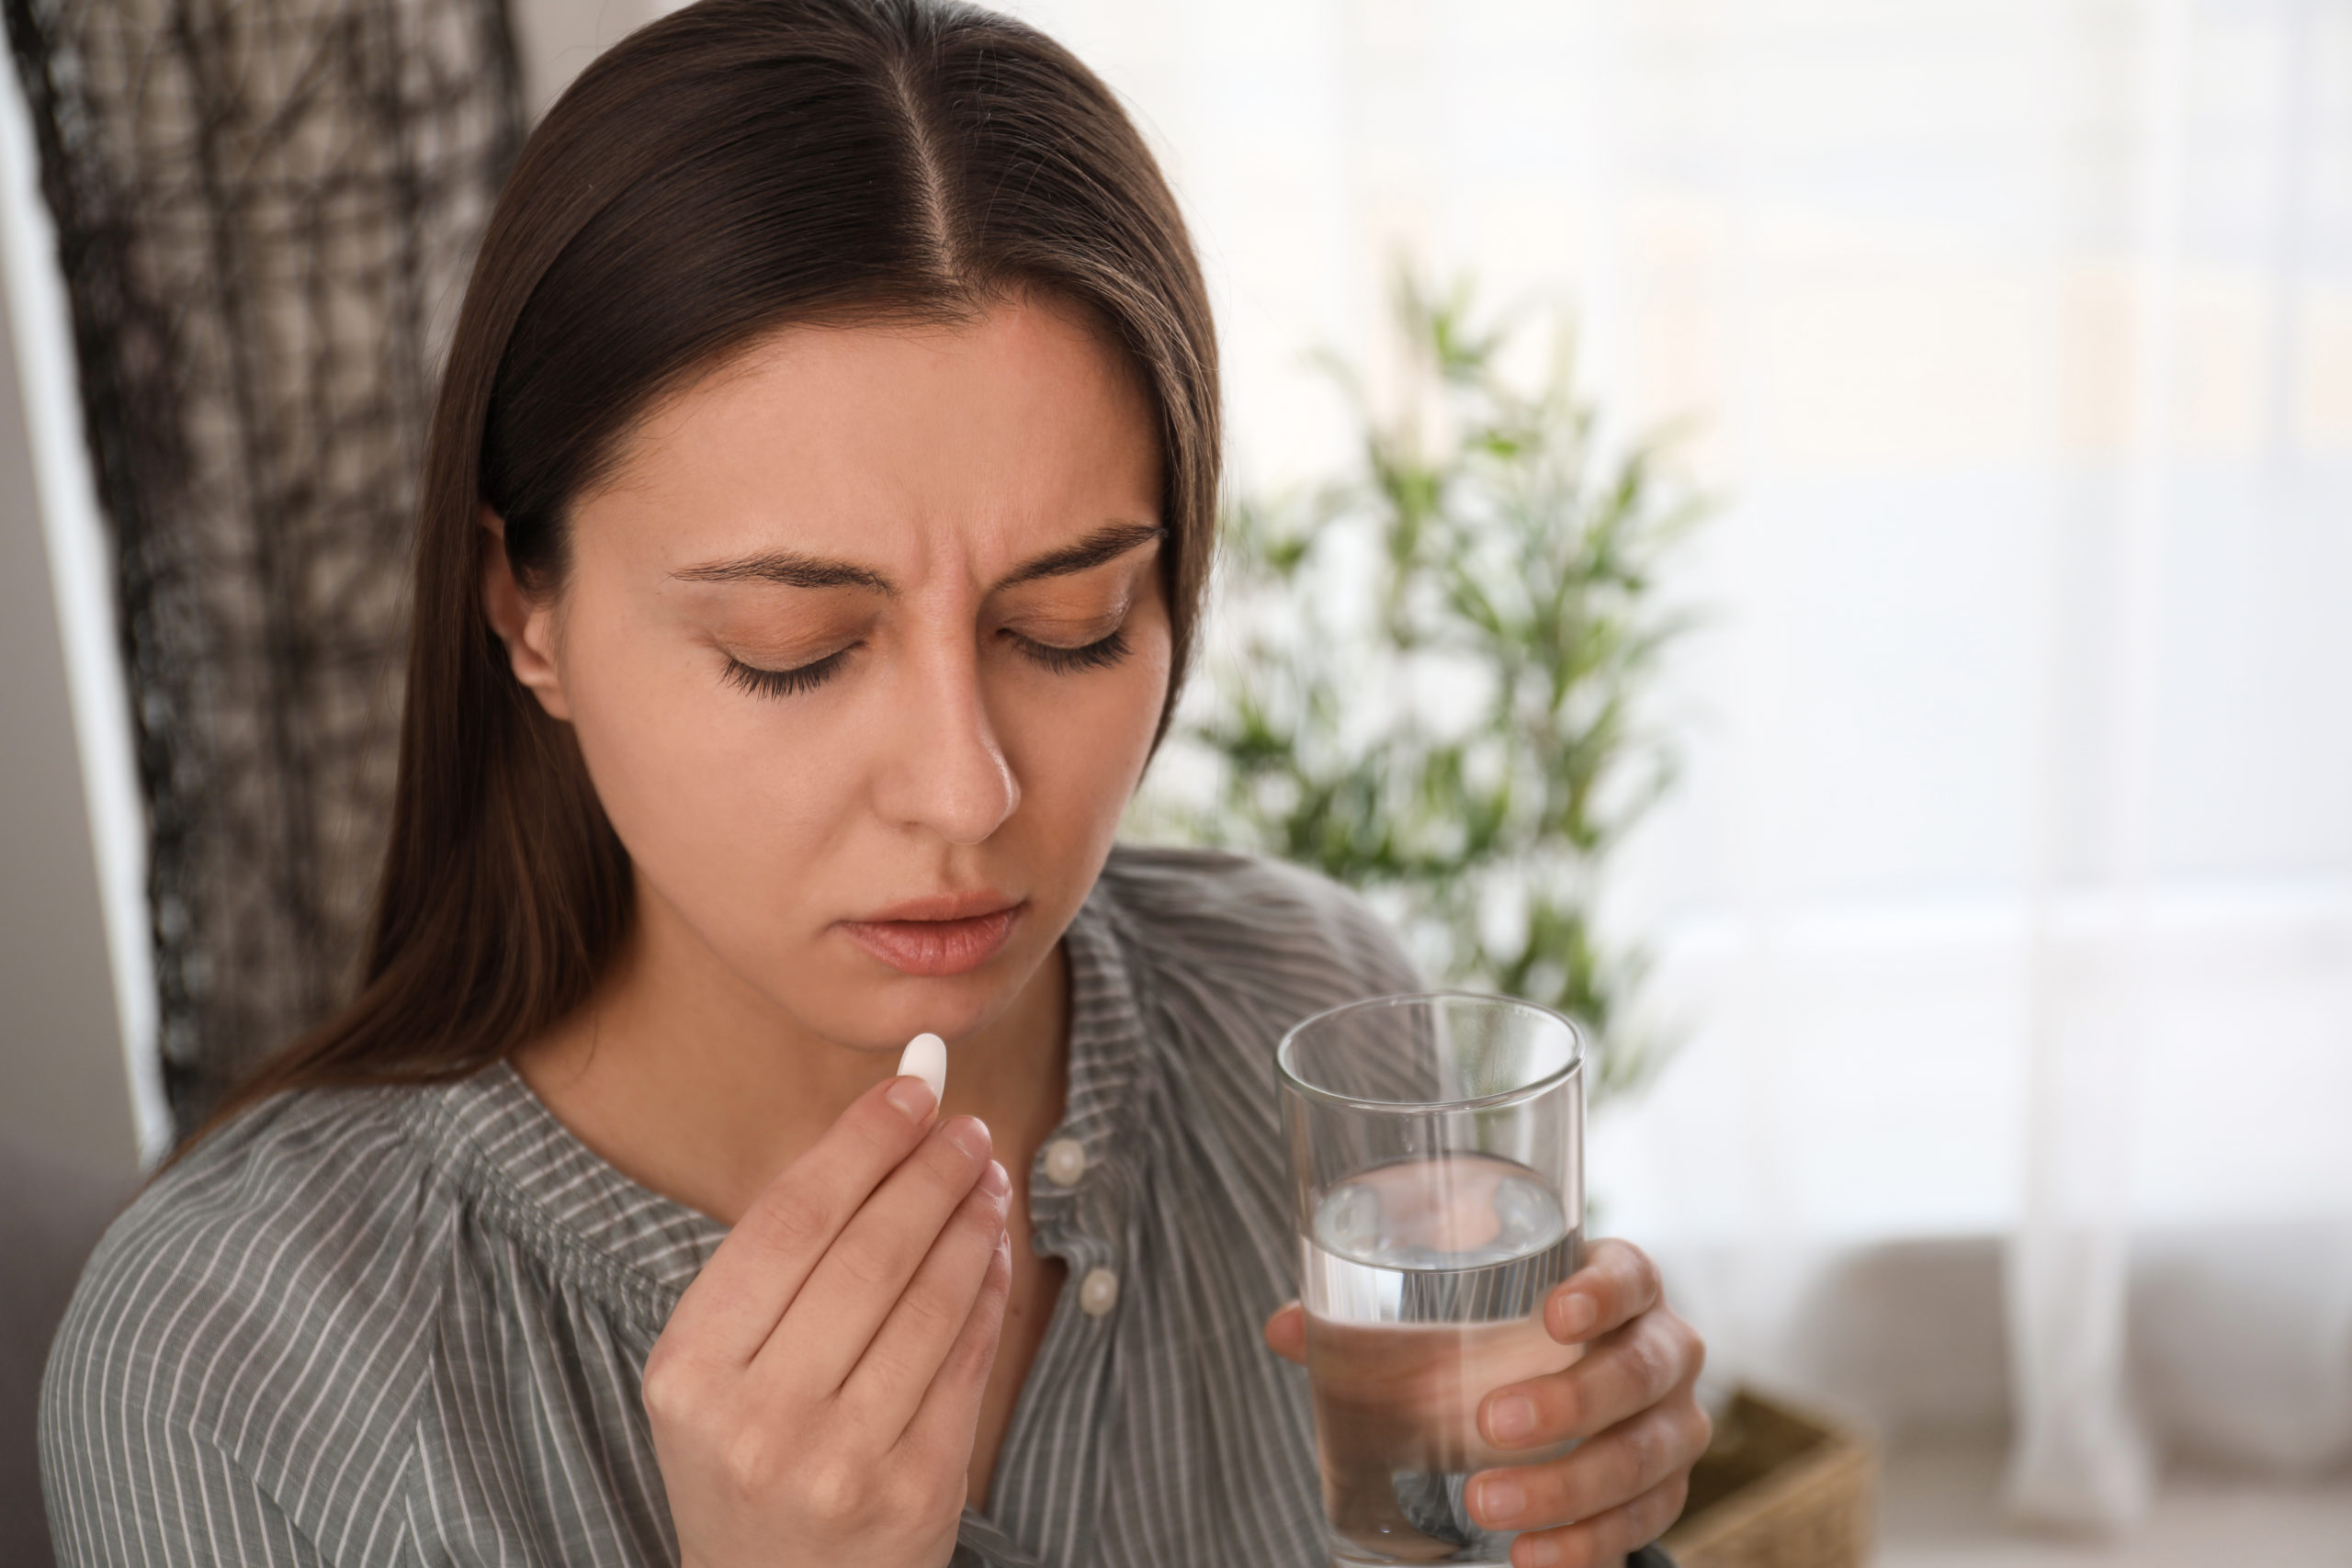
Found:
[642,1072,1013,1568]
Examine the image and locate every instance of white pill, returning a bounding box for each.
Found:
[897,1032,947,1106]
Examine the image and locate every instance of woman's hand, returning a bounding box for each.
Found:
[643,1073,1012,1568]
[1264,1238,1710,1568]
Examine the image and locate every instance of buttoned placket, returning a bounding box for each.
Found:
[953,891,1153,1568]
[1021,1068,1129,1317]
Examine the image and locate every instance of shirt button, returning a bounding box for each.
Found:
[1042,1137,1088,1187]
[1079,1267,1120,1317]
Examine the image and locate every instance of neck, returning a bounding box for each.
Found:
[513,879,1071,1226]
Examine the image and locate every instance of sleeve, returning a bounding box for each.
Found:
[41,1399,331,1567]
[36,1181,339,1567]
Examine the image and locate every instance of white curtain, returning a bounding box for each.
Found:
[1000,0,2352,1530]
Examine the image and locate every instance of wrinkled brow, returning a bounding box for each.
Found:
[670,520,1165,594]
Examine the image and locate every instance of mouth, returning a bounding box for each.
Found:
[836,894,1025,977]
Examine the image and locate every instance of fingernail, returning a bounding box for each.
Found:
[1477,1476,1524,1526]
[885,1075,935,1123]
[979,1159,1012,1199]
[995,1229,1013,1258]
[1487,1394,1537,1442]
[1555,1290,1598,1337]
[1517,1536,1560,1567]
[947,1116,991,1158]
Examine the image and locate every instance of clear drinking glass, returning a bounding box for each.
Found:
[1278,992,1586,1567]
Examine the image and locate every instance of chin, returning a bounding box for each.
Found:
[803,946,1042,1053]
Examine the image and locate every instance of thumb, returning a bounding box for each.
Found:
[1262,1300,1306,1365]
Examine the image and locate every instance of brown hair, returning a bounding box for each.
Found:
[189,0,1217,1141]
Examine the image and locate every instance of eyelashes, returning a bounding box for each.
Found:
[1012,626,1131,675]
[722,645,855,699]
[722,626,1132,699]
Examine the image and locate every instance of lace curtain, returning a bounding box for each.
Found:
[4,0,523,1134]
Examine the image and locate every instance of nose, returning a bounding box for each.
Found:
[870,632,1020,844]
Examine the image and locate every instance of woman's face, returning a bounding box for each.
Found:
[491,293,1170,1054]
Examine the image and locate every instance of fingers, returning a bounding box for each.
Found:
[1542,1238,1661,1347]
[1480,1303,1704,1450]
[1467,1384,1711,1543]
[660,1073,943,1365]
[1499,1472,1692,1568]
[836,1162,1015,1438]
[896,1221,1015,1483]
[759,1112,997,1391]
[1262,1301,1306,1365]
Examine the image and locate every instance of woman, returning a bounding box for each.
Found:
[40,2,1709,1564]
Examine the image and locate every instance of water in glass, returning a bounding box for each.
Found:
[1301,1152,1581,1564]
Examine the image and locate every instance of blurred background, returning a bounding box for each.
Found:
[3,0,2347,1563]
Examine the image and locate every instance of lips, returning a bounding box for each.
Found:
[837,895,1023,977]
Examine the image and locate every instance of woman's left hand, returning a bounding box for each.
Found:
[1262,1237,1710,1568]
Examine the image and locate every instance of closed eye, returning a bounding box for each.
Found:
[1006,626,1132,673]
[722,644,856,698]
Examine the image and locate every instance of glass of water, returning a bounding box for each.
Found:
[1278,992,1586,1567]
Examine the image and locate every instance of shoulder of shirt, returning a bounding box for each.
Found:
[40,1082,451,1524]
[1095,842,1427,1008]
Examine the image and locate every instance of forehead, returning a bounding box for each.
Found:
[576,294,1162,576]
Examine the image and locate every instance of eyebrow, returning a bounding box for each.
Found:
[669,552,893,592]
[996,520,1168,589]
[670,520,1166,594]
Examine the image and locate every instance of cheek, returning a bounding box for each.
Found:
[555,597,851,929]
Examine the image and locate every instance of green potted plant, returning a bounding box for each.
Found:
[1139,270,1704,1105]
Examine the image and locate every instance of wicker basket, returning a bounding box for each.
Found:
[1658,1388,1876,1568]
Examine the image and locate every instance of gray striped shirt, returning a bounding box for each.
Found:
[40,846,1434,1566]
